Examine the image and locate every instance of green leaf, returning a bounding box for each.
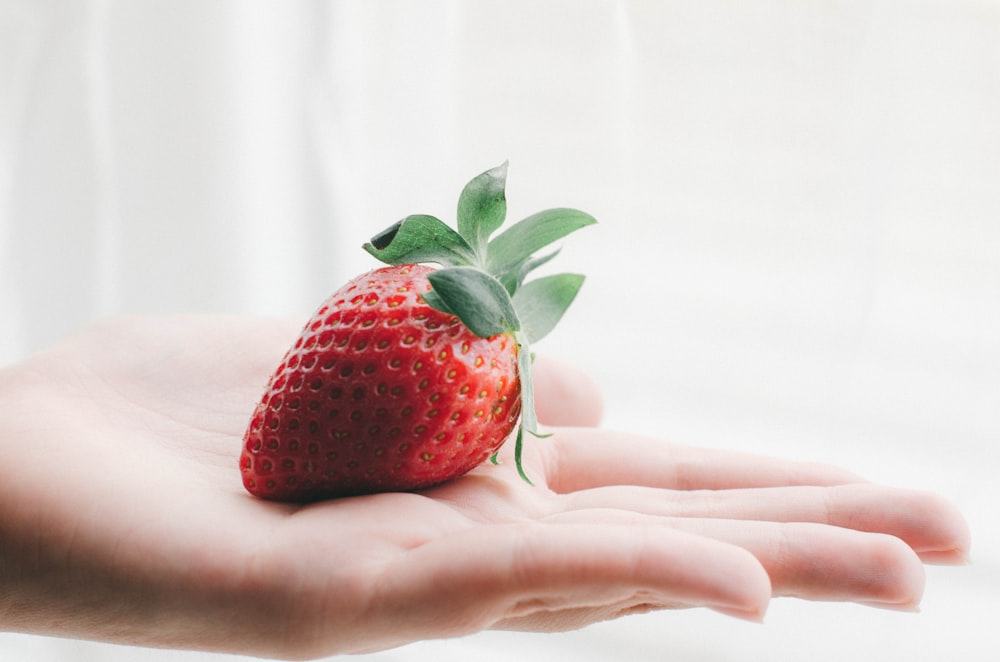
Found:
[363,215,477,267]
[420,288,455,316]
[457,162,508,256]
[512,273,585,344]
[496,249,560,296]
[486,207,596,277]
[426,266,520,338]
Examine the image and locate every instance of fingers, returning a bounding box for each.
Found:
[544,510,925,610]
[531,355,604,427]
[561,483,971,564]
[372,521,771,639]
[667,518,927,609]
[539,427,865,493]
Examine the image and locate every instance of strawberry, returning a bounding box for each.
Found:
[240,163,595,501]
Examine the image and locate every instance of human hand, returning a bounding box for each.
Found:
[0,316,969,659]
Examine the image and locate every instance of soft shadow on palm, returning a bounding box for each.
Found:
[0,316,970,660]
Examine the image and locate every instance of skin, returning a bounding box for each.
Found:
[0,316,970,660]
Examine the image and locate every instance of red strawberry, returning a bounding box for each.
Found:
[240,264,521,500]
[240,163,595,501]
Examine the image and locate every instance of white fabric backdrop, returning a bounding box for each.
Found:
[1,1,997,660]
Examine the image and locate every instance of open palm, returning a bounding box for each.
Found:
[0,316,969,660]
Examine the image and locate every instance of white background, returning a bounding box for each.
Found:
[1,1,997,660]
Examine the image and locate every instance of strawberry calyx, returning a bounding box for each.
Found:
[362,162,595,483]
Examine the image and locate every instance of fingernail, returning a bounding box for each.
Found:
[713,604,767,623]
[918,547,972,566]
[859,599,921,613]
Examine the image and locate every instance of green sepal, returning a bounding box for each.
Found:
[420,288,455,316]
[511,273,586,344]
[514,331,540,435]
[457,162,508,257]
[426,267,520,339]
[363,214,478,267]
[513,428,534,485]
[497,249,560,296]
[486,208,596,277]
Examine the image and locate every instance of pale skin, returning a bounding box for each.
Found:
[0,316,970,660]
